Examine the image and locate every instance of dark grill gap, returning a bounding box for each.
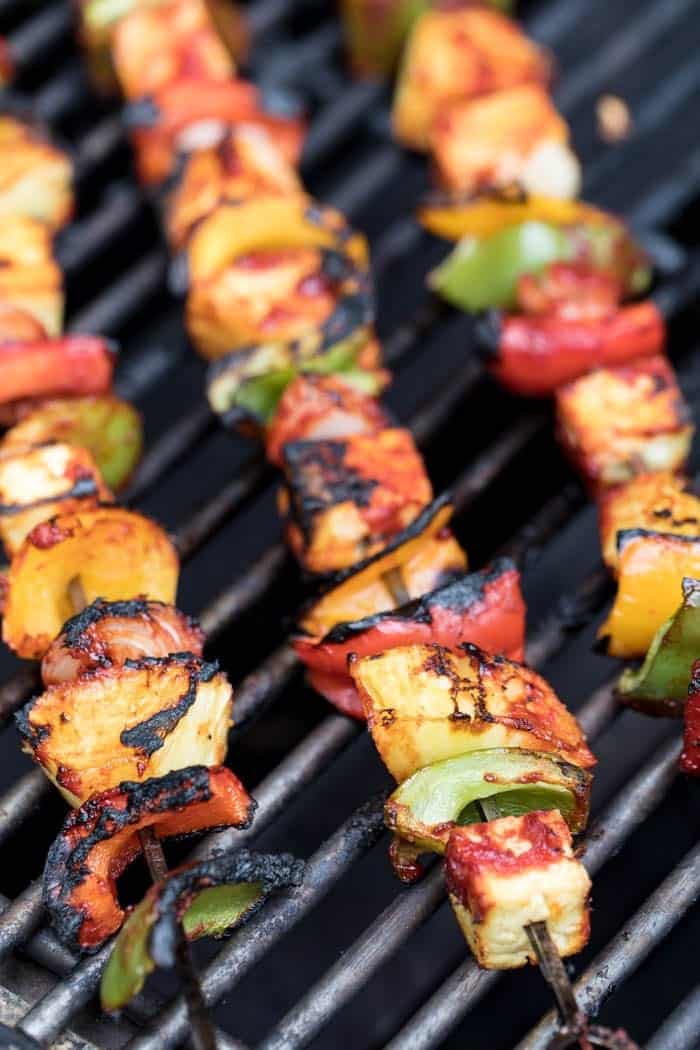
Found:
[0,1,699,1049]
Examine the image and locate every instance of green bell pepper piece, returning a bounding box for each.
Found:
[385,747,591,855]
[101,850,303,1013]
[5,396,143,492]
[617,576,700,716]
[429,221,572,312]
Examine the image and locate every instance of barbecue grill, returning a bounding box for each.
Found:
[0,0,700,1047]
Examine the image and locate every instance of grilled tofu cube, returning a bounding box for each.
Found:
[351,642,594,783]
[18,653,233,806]
[166,124,303,249]
[0,116,72,230]
[556,355,693,492]
[431,85,579,199]
[0,216,63,336]
[280,428,432,574]
[598,529,700,658]
[112,0,234,100]
[0,443,112,557]
[446,811,591,969]
[392,8,550,151]
[598,472,700,573]
[2,506,178,660]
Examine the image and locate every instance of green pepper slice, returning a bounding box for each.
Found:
[101,849,303,1012]
[3,396,143,492]
[429,219,650,313]
[617,576,700,716]
[385,747,591,855]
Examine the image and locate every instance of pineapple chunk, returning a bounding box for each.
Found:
[0,216,63,336]
[0,116,72,230]
[17,653,233,807]
[351,642,594,783]
[446,810,591,969]
[556,355,692,491]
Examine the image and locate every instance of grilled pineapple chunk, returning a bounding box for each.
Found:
[0,443,112,557]
[556,355,693,491]
[351,642,594,783]
[0,216,63,336]
[446,810,591,969]
[598,472,700,573]
[431,85,579,198]
[0,116,73,230]
[2,506,178,660]
[17,653,232,807]
[392,8,549,151]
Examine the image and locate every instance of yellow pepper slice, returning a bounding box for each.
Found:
[419,192,606,242]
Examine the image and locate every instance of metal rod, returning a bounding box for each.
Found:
[646,982,700,1050]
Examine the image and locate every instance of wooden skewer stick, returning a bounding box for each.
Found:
[382,566,411,606]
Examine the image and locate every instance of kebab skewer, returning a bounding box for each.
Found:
[68,4,641,1045]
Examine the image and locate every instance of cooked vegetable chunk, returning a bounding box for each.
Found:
[352,642,595,782]
[166,124,303,249]
[0,443,112,557]
[280,428,432,574]
[1,396,143,492]
[0,216,63,336]
[617,577,700,716]
[295,559,524,719]
[392,8,549,150]
[18,653,232,806]
[598,530,700,659]
[111,0,234,100]
[101,848,304,1010]
[0,115,72,230]
[41,598,204,686]
[0,337,116,411]
[419,191,604,243]
[598,472,700,573]
[265,374,390,468]
[486,300,664,396]
[431,85,579,199]
[681,661,700,777]
[186,197,368,359]
[127,77,304,185]
[386,747,591,857]
[43,765,254,951]
[446,811,591,969]
[2,506,178,659]
[555,356,692,491]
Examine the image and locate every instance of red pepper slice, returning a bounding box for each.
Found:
[43,765,255,952]
[484,300,665,396]
[0,337,117,409]
[295,559,526,719]
[681,660,700,777]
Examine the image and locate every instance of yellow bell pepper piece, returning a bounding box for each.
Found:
[418,193,606,242]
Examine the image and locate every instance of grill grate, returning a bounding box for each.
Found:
[1,0,700,1048]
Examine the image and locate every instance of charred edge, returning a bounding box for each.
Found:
[320,558,516,644]
[120,654,220,757]
[421,184,529,210]
[15,697,49,750]
[61,597,156,648]
[0,476,99,517]
[304,491,454,599]
[616,526,700,553]
[149,849,305,967]
[43,766,215,952]
[282,439,379,544]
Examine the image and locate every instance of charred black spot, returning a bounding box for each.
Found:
[120,654,220,757]
[15,699,50,749]
[617,527,700,552]
[60,597,155,649]
[148,849,305,967]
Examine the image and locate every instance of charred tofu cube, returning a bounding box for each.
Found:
[0,216,63,336]
[280,428,433,574]
[351,642,594,783]
[111,0,234,101]
[556,355,693,492]
[392,8,550,151]
[0,116,72,230]
[446,811,591,969]
[431,84,579,198]
[598,472,700,573]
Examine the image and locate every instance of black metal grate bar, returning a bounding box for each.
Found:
[646,983,700,1050]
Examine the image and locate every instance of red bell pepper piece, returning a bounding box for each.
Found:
[681,660,700,777]
[485,300,665,397]
[0,336,117,408]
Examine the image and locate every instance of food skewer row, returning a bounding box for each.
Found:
[0,95,304,1047]
[69,3,624,1044]
[391,7,700,777]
